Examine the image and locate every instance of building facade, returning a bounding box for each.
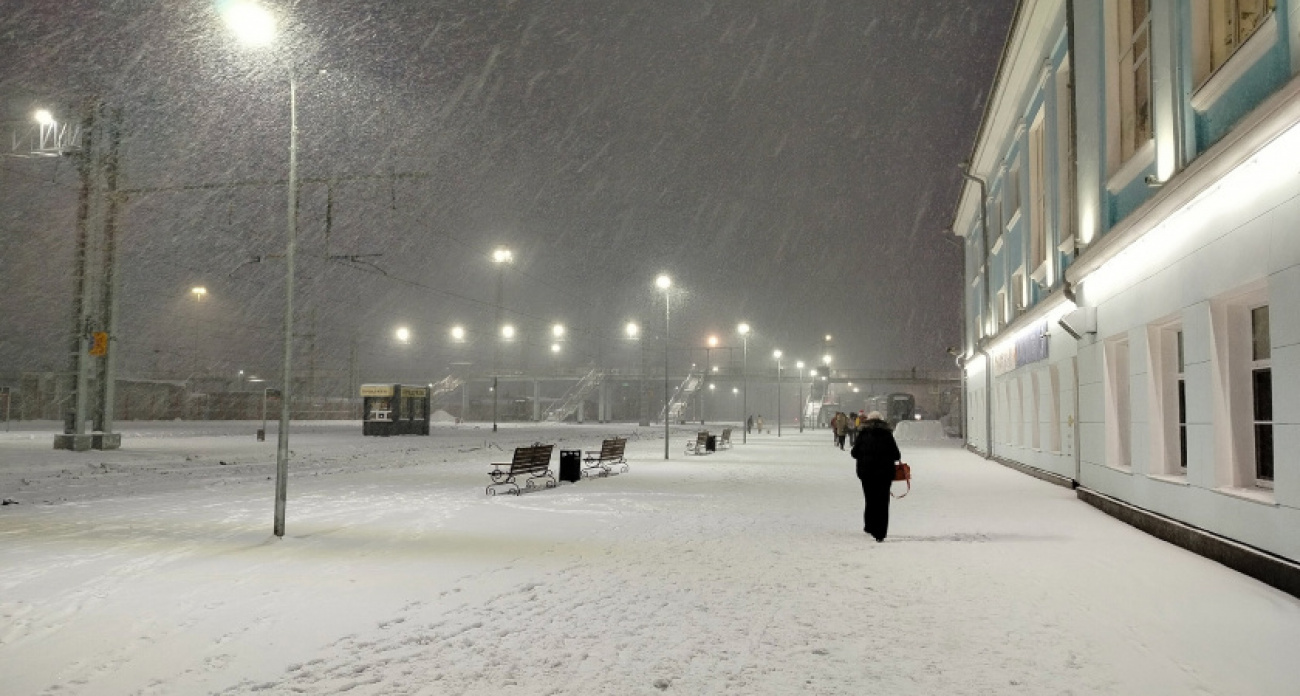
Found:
[953,0,1300,571]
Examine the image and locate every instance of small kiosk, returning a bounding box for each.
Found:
[361,383,431,436]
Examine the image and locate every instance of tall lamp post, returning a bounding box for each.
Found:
[222,0,297,537]
[796,360,805,432]
[773,350,783,437]
[491,246,512,432]
[703,335,717,425]
[655,274,672,460]
[738,323,750,443]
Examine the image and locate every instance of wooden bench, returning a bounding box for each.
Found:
[582,437,628,477]
[717,427,732,450]
[486,444,556,495]
[685,430,711,455]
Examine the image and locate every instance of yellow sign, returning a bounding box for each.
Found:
[89,332,109,356]
[400,387,428,398]
[360,384,395,397]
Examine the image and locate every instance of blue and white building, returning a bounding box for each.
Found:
[953,0,1300,584]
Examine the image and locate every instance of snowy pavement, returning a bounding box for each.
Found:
[2,421,1298,695]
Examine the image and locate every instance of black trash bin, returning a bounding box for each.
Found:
[706,435,717,452]
[559,449,582,483]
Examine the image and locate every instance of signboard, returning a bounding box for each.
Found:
[992,320,1050,376]
[360,384,395,397]
[400,386,428,398]
[89,332,109,356]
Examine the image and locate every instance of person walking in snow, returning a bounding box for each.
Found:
[746,415,754,434]
[846,411,859,448]
[756,415,765,434]
[832,411,847,449]
[851,410,902,542]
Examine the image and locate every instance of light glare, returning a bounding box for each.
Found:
[221,0,276,46]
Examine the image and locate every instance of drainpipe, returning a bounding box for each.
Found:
[959,163,995,460]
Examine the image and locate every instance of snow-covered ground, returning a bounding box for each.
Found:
[2,421,1298,695]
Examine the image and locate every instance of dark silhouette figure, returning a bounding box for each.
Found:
[850,411,901,542]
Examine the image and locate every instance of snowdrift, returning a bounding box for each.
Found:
[893,419,948,442]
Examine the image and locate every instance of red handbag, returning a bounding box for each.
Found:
[892,462,911,498]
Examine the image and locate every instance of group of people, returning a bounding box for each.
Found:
[828,410,874,449]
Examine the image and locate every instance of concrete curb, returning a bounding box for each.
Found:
[1077,487,1300,600]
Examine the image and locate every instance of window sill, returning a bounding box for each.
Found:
[1106,139,1155,193]
[1148,473,1189,487]
[1058,234,1075,255]
[1212,486,1277,506]
[1190,14,1278,113]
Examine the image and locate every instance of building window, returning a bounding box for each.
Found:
[1114,0,1152,166]
[1192,0,1276,88]
[1030,370,1042,450]
[1251,305,1273,486]
[1177,329,1188,470]
[997,289,1009,330]
[1151,323,1187,475]
[1011,268,1027,314]
[1049,363,1063,453]
[1105,336,1132,469]
[1054,58,1076,253]
[1004,162,1021,227]
[1028,108,1049,284]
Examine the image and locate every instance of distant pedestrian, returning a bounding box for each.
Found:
[851,410,902,542]
[746,415,754,434]
[756,415,765,434]
[832,412,847,449]
[846,412,859,447]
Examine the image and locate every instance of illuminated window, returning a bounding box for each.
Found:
[1055,58,1076,250]
[1028,108,1049,284]
[1112,0,1152,166]
[1192,0,1276,88]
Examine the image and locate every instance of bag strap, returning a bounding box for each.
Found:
[891,479,910,499]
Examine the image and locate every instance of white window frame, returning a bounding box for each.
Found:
[1146,321,1186,477]
[1054,58,1076,258]
[1049,363,1063,453]
[1250,304,1273,488]
[1104,334,1133,469]
[1105,0,1153,174]
[1191,0,1277,89]
[1028,107,1049,287]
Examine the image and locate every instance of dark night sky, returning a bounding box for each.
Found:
[0,0,1014,386]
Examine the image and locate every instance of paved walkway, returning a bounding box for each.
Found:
[1,423,1298,695]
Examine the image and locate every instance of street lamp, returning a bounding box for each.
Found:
[492,246,513,433]
[395,326,411,344]
[221,0,296,537]
[773,349,783,437]
[738,322,750,443]
[703,335,718,425]
[655,274,672,460]
[450,325,466,342]
[626,321,646,426]
[552,323,565,339]
[796,360,805,432]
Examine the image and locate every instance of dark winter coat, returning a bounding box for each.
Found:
[850,418,901,483]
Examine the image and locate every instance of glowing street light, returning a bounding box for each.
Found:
[450,325,465,341]
[551,343,561,353]
[491,246,512,433]
[33,109,54,126]
[395,326,411,344]
[626,322,639,338]
[552,323,565,338]
[501,324,515,339]
[221,0,277,46]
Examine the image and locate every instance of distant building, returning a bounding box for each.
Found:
[953,1,1299,580]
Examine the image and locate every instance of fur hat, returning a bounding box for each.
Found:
[866,411,884,421]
